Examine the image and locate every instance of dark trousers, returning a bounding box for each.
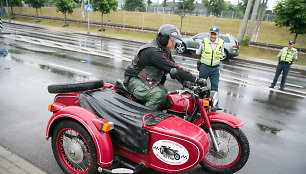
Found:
[199,64,220,91]
[271,63,291,89]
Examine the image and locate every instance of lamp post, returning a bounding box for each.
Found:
[5,0,11,23]
[88,0,90,33]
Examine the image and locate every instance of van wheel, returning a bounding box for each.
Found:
[220,50,228,61]
[176,43,186,54]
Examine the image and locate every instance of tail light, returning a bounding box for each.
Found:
[233,45,238,49]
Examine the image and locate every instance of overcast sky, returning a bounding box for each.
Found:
[151,0,279,10]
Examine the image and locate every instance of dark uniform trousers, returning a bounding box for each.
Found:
[271,62,291,89]
[199,64,220,91]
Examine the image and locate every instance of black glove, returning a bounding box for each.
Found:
[197,61,201,71]
[196,78,207,87]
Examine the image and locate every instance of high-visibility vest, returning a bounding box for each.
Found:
[280,47,296,62]
[201,37,224,66]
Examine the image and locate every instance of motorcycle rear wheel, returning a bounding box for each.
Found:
[200,123,250,173]
[51,120,98,174]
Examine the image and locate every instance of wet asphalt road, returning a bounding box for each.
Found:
[0,23,306,174]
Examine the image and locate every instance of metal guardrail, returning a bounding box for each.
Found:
[9,13,306,53]
[249,41,305,53]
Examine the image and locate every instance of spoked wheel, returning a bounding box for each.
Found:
[51,120,98,174]
[200,123,250,174]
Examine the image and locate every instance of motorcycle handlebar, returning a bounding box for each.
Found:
[182,81,209,95]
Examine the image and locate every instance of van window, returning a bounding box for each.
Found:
[195,33,208,39]
[220,36,230,43]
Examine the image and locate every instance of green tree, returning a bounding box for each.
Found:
[176,0,195,32]
[274,0,306,42]
[237,0,251,15]
[147,0,152,7]
[202,0,225,16]
[2,0,22,18]
[92,0,118,31]
[124,0,146,12]
[26,0,46,21]
[224,1,237,11]
[54,0,77,26]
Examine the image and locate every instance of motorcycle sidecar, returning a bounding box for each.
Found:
[46,81,210,173]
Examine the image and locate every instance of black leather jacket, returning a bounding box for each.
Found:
[124,39,196,88]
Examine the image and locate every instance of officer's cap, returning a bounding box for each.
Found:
[210,26,219,34]
[289,40,295,44]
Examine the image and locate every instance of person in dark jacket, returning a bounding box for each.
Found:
[124,24,204,110]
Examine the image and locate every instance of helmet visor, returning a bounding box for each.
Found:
[170,31,182,44]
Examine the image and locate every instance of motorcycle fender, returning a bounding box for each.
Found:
[46,106,113,167]
[194,112,244,128]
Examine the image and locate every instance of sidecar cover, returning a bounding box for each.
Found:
[78,88,172,155]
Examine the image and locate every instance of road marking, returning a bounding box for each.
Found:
[50,63,92,75]
[189,69,305,98]
[221,68,304,89]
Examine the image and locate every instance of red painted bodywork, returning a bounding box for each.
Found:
[194,111,244,128]
[46,93,113,167]
[47,82,244,172]
[167,93,195,114]
[47,91,210,172]
[115,116,209,173]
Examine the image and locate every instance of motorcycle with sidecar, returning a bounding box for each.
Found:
[46,70,250,174]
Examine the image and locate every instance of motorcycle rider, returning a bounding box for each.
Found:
[124,24,205,110]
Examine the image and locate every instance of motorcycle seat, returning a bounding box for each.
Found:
[114,80,134,97]
[114,80,145,104]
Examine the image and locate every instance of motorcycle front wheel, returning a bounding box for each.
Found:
[51,120,98,174]
[200,123,250,173]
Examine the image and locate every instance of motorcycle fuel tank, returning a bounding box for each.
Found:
[167,93,195,114]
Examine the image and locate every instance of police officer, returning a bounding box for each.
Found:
[196,26,224,92]
[124,24,205,110]
[269,40,298,91]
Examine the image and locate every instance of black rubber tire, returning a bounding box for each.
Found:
[51,120,98,174]
[220,50,228,61]
[175,43,187,54]
[48,80,104,94]
[200,123,250,174]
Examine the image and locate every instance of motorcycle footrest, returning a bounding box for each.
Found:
[99,158,146,174]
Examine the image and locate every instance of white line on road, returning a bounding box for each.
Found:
[50,63,92,75]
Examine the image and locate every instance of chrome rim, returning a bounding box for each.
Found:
[176,44,185,53]
[57,128,91,173]
[204,129,241,168]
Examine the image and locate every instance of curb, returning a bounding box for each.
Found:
[0,145,47,174]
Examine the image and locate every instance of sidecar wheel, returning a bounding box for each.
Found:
[51,120,98,174]
[48,80,104,94]
[200,123,250,174]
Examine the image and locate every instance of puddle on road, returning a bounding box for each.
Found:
[256,123,281,135]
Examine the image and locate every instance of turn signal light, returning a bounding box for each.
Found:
[101,122,114,132]
[203,100,210,107]
[48,104,52,111]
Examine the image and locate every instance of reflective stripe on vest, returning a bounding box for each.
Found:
[201,38,224,66]
[280,47,296,62]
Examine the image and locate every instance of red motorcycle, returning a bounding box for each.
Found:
[46,71,249,174]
